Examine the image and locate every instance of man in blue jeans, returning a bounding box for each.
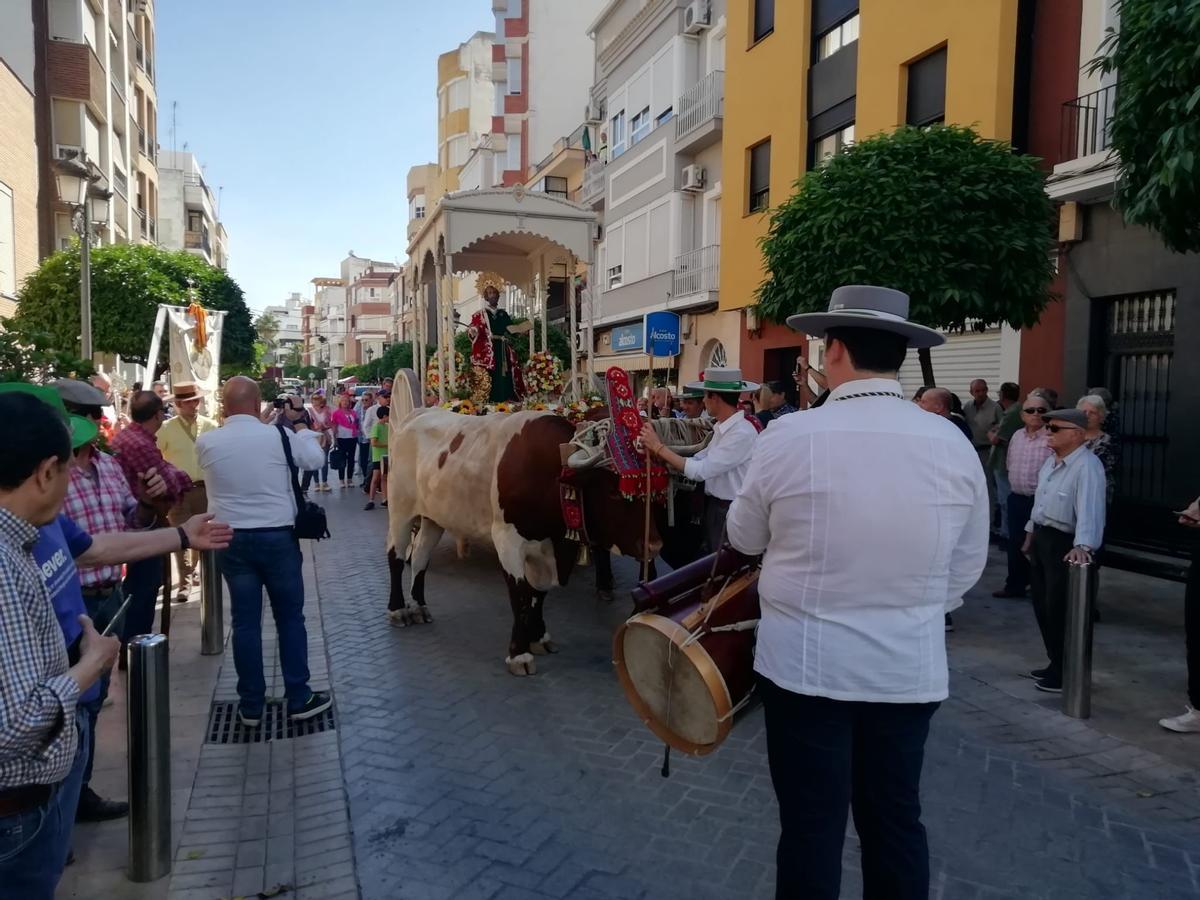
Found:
[198,377,331,727]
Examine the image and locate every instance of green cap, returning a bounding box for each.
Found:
[0,382,99,449]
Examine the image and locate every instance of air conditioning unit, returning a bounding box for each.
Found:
[591,223,603,242]
[55,144,83,162]
[684,0,711,34]
[575,331,590,354]
[681,164,706,192]
[585,101,603,124]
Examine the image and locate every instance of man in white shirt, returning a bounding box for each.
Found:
[197,377,331,728]
[727,286,989,900]
[640,367,760,554]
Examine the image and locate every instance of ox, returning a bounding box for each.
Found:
[386,377,660,676]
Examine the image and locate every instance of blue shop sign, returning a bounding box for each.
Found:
[612,324,643,352]
[644,310,681,358]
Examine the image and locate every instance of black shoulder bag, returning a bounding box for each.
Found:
[276,425,331,540]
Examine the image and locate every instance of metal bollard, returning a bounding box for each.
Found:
[1062,561,1098,719]
[200,550,224,656]
[126,634,171,883]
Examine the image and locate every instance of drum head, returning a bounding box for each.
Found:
[615,615,731,755]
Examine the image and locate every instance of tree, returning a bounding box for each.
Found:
[0,320,95,383]
[297,365,326,381]
[255,312,281,360]
[14,243,257,371]
[1091,0,1200,253]
[756,125,1056,385]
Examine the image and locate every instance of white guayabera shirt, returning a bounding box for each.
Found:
[727,378,990,704]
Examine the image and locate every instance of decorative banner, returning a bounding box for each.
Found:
[166,305,224,399]
[605,366,668,500]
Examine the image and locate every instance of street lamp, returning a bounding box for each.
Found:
[54,153,112,361]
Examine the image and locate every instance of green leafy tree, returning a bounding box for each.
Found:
[0,320,95,383]
[298,365,326,381]
[14,243,256,373]
[1090,0,1200,253]
[757,125,1056,385]
[255,312,281,360]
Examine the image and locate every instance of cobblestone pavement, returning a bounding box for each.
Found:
[310,490,1200,900]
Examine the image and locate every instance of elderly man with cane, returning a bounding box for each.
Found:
[726,286,990,900]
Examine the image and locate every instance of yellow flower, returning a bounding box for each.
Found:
[494,402,511,413]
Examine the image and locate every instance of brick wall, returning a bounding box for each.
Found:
[0,65,39,312]
[47,40,106,118]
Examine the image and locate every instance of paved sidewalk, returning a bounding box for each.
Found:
[310,491,1200,900]
[58,591,223,900]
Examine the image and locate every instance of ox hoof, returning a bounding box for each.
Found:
[597,589,615,604]
[505,653,537,677]
[530,634,559,655]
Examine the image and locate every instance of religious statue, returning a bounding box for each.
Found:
[467,274,533,403]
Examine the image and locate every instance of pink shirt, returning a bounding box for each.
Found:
[1007,427,1052,496]
[331,408,359,438]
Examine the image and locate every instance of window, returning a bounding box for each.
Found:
[537,176,568,198]
[655,107,673,127]
[0,182,14,297]
[506,57,522,95]
[748,140,771,213]
[906,47,947,127]
[611,110,627,158]
[630,106,651,145]
[187,211,202,232]
[414,204,426,220]
[813,122,855,166]
[817,14,859,60]
[753,0,775,43]
[607,265,623,289]
[447,77,469,112]
[505,132,522,172]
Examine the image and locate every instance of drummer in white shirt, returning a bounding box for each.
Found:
[640,367,760,554]
[726,286,990,900]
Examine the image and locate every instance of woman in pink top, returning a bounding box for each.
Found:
[303,392,333,492]
[330,393,360,488]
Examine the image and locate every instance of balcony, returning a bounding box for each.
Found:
[134,39,154,81]
[1048,83,1119,202]
[185,230,212,258]
[581,161,607,207]
[675,70,724,154]
[137,125,157,163]
[672,245,719,305]
[112,167,128,199]
[137,208,147,238]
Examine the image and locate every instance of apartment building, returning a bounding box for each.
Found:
[720,0,1028,393]
[38,0,160,252]
[261,291,306,363]
[489,0,604,188]
[581,0,733,387]
[309,277,347,376]
[156,150,228,268]
[307,253,400,380]
[345,266,400,367]
[0,3,39,317]
[438,32,496,197]
[1040,0,1199,549]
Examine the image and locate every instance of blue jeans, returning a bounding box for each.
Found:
[994,469,1012,538]
[758,677,938,900]
[122,556,164,643]
[220,529,313,715]
[0,710,88,899]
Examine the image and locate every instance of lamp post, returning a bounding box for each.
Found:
[53,153,111,362]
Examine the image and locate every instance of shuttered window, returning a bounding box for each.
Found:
[748,140,771,213]
[753,0,775,43]
[906,47,947,126]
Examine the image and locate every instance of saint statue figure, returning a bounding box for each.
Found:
[467,278,532,402]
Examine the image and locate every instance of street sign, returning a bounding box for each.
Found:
[644,311,681,358]
[611,323,643,352]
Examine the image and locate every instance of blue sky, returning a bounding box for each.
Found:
[156,0,495,312]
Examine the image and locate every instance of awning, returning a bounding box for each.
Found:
[337,375,359,385]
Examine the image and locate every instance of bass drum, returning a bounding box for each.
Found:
[614,559,760,756]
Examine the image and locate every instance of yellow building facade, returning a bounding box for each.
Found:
[719,0,1021,383]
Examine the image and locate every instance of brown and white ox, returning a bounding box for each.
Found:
[386,379,660,676]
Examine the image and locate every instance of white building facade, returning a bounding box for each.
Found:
[157,150,228,269]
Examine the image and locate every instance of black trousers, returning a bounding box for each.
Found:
[758,677,939,900]
[702,496,730,555]
[1029,525,1076,678]
[1004,493,1036,593]
[1187,550,1200,708]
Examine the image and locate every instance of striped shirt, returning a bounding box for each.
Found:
[1006,427,1052,496]
[0,508,81,787]
[62,448,138,587]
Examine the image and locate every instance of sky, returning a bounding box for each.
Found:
[156,0,495,313]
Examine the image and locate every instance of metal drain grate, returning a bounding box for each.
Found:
[206,700,337,744]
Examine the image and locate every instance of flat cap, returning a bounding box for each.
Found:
[54,378,109,406]
[1042,408,1088,429]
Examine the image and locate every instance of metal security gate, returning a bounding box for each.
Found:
[1099,291,1175,546]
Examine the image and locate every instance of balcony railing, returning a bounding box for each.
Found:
[137,208,147,237]
[530,122,590,175]
[673,245,720,299]
[137,125,157,163]
[112,167,128,199]
[135,40,154,80]
[676,70,724,142]
[1061,83,1117,162]
[581,161,607,204]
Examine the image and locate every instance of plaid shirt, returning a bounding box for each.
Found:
[0,508,81,788]
[1007,427,1052,496]
[110,423,192,502]
[63,447,139,587]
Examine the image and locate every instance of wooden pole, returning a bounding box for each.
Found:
[567,252,579,400]
[642,350,655,583]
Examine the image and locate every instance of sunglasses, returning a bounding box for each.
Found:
[1023,406,1048,414]
[1046,424,1080,434]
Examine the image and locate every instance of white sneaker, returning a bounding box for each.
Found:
[1159,706,1200,733]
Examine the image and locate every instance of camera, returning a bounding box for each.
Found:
[273,397,287,409]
